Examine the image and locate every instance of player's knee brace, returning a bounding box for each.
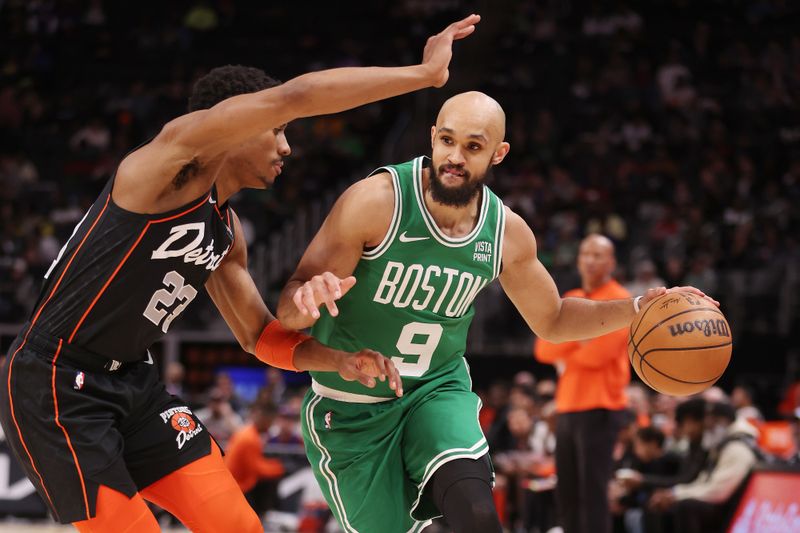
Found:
[431,455,502,533]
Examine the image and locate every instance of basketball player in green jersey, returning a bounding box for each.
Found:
[277,92,716,533]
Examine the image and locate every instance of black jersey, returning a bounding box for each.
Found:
[27,176,235,361]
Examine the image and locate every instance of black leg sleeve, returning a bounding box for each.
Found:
[431,454,502,533]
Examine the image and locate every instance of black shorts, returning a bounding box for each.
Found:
[0,328,213,524]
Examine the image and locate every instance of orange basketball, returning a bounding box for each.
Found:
[628,291,732,396]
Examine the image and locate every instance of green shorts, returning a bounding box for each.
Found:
[301,358,490,533]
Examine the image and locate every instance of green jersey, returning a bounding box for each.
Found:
[311,156,506,400]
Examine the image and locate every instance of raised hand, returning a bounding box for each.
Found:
[422,14,481,87]
[292,273,357,320]
[337,349,404,397]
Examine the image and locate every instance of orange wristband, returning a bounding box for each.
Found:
[254,320,309,371]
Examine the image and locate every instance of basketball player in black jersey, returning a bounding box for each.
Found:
[0,15,481,532]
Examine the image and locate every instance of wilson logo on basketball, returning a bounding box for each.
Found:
[668,319,730,338]
[629,291,732,397]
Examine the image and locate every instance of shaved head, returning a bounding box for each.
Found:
[428,91,510,208]
[581,234,615,255]
[577,234,617,292]
[436,91,506,143]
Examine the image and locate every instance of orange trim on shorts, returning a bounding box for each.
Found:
[2,194,111,521]
[5,341,58,519]
[68,193,211,343]
[51,339,91,519]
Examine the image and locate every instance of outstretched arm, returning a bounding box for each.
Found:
[206,210,401,394]
[173,13,480,157]
[121,15,481,195]
[500,208,715,343]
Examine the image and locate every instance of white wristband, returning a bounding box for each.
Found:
[633,295,644,313]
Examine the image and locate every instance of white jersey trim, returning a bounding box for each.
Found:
[406,519,434,533]
[492,201,507,280]
[412,156,490,247]
[305,395,358,532]
[362,167,402,261]
[312,379,395,403]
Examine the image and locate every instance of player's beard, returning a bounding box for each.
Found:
[429,161,492,207]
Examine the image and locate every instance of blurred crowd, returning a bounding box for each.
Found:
[474,371,800,533]
[477,0,800,348]
[1,0,799,348]
[0,0,436,321]
[2,1,800,531]
[169,364,800,532]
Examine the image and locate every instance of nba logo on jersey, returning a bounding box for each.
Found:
[74,371,85,390]
[325,411,332,429]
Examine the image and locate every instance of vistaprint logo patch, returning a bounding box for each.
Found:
[473,241,492,263]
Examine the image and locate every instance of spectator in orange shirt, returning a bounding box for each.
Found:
[534,234,631,533]
[225,403,285,516]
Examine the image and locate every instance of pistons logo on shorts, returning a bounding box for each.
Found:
[160,406,204,450]
[170,413,196,433]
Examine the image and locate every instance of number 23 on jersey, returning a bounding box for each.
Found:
[143,270,197,333]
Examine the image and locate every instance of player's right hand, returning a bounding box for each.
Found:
[292,272,357,319]
[422,14,481,88]
[639,285,720,309]
[337,349,404,397]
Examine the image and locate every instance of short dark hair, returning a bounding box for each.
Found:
[188,65,281,112]
[636,426,665,448]
[675,398,706,424]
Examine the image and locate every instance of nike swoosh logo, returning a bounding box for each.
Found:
[144,350,154,365]
[208,197,217,204]
[398,232,429,243]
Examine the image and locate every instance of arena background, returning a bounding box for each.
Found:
[0,1,798,532]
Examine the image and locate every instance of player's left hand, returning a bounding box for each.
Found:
[337,349,404,397]
[638,286,719,310]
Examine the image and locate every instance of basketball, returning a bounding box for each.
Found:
[628,291,732,396]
